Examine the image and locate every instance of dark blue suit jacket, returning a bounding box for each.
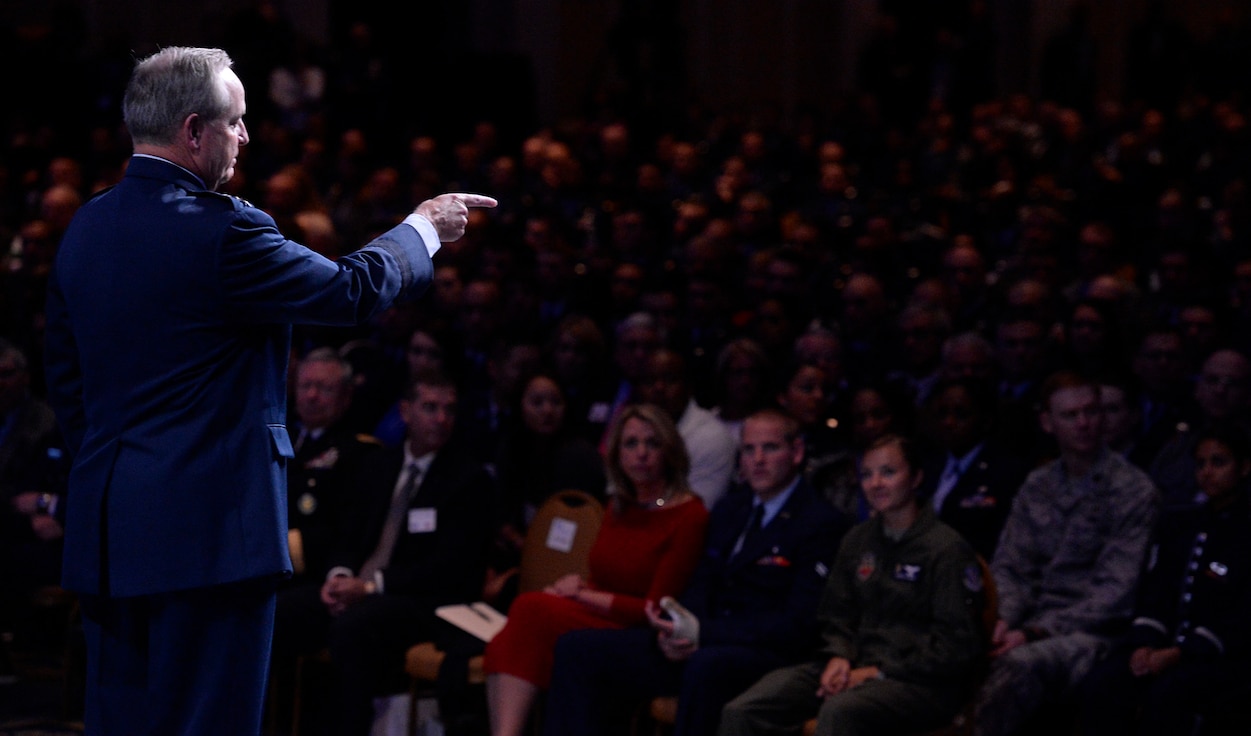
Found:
[44,156,432,597]
[681,479,849,659]
[918,441,1030,561]
[331,442,495,603]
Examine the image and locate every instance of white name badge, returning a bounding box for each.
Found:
[408,508,437,534]
[546,517,578,552]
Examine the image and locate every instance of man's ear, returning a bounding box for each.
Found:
[790,436,805,466]
[1039,410,1054,436]
[185,114,202,147]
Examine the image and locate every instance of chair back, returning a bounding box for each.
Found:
[517,490,605,593]
[975,554,998,640]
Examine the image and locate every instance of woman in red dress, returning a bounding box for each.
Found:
[484,403,709,736]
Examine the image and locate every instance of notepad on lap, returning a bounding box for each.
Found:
[435,602,509,642]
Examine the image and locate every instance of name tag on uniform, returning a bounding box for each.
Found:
[408,508,437,533]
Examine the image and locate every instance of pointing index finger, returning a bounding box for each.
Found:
[452,193,499,209]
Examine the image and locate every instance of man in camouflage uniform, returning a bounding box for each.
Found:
[973,371,1160,735]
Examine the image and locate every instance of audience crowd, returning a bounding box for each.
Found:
[2,2,1251,735]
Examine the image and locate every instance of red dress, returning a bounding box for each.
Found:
[483,497,708,687]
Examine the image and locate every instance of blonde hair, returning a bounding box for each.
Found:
[603,403,691,510]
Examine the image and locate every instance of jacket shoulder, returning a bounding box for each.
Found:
[81,184,117,205]
[186,189,258,214]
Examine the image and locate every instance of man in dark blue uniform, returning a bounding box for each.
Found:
[43,46,494,736]
[544,408,849,736]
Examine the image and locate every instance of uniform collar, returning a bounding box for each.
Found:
[127,154,208,190]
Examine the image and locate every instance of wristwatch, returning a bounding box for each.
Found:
[35,493,54,514]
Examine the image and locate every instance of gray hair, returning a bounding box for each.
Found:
[123,47,235,146]
[299,346,353,386]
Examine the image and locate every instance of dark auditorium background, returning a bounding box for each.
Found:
[3,0,1251,733]
[5,0,1251,147]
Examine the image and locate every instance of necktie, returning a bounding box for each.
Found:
[730,503,765,561]
[932,458,961,513]
[360,462,422,581]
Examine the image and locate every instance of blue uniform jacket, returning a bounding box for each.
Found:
[1127,495,1251,661]
[681,479,849,659]
[44,156,432,597]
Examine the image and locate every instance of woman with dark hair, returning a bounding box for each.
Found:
[803,377,914,522]
[490,371,607,595]
[843,379,916,449]
[543,313,615,443]
[774,359,842,459]
[483,404,708,736]
[720,433,987,736]
[1080,420,1251,736]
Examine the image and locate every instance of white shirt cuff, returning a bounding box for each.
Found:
[326,566,354,582]
[402,213,441,257]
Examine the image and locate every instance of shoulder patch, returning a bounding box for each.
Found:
[197,190,255,209]
[186,188,247,213]
[962,564,983,592]
[856,552,876,582]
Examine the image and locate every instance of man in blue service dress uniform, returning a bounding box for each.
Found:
[42,46,495,736]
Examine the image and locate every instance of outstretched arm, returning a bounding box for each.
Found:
[414,193,498,242]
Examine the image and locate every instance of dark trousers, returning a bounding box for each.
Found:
[79,578,278,736]
[1081,643,1240,736]
[272,583,445,736]
[544,626,787,736]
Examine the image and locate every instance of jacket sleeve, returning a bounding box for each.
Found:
[216,206,433,325]
[991,471,1044,627]
[817,532,863,661]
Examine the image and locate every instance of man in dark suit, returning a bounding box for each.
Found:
[286,347,383,584]
[42,47,494,736]
[544,408,850,736]
[272,370,495,735]
[917,377,1031,561]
